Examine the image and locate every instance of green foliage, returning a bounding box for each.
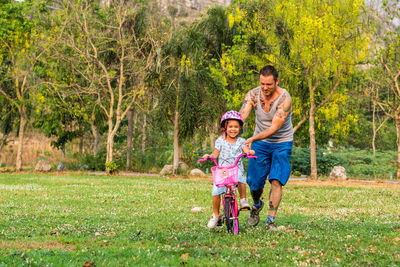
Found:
[291,147,346,176]
[291,147,397,178]
[154,9,228,142]
[219,0,369,146]
[69,151,107,172]
[334,149,396,179]
[128,149,172,173]
[105,160,119,175]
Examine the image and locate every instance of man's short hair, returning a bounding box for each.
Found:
[259,65,279,81]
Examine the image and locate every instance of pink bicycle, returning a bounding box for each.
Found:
[198,153,257,235]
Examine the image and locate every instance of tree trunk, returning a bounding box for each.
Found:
[79,132,84,154]
[126,108,133,170]
[210,121,217,150]
[173,111,179,174]
[396,114,400,179]
[372,99,376,156]
[133,111,138,150]
[179,143,183,162]
[15,108,26,171]
[309,92,318,180]
[106,119,114,163]
[61,143,66,158]
[210,131,215,150]
[0,133,9,154]
[141,113,147,153]
[91,123,101,156]
[99,0,111,8]
[202,137,207,151]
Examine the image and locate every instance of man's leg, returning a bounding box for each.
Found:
[266,141,292,230]
[248,188,264,226]
[251,188,263,205]
[268,179,282,217]
[265,180,282,230]
[246,141,270,227]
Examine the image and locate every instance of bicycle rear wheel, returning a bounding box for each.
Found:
[224,197,239,235]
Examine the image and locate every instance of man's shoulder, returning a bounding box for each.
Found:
[247,86,260,95]
[279,87,292,101]
[280,87,291,96]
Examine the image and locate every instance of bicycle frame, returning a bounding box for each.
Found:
[222,184,239,234]
[198,153,257,235]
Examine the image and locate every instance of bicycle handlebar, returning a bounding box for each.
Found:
[198,153,257,167]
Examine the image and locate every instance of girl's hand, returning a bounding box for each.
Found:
[243,137,253,148]
[202,154,209,159]
[249,150,255,156]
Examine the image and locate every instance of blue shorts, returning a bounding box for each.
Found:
[246,140,293,190]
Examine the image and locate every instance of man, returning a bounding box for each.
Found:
[240,65,293,230]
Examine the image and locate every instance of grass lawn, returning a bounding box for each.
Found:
[0,173,399,266]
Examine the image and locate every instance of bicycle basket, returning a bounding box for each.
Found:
[211,165,239,187]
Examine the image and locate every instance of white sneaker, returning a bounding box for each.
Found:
[240,198,251,211]
[207,214,222,229]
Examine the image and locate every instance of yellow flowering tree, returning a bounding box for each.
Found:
[221,0,368,179]
[279,0,369,179]
[0,0,57,171]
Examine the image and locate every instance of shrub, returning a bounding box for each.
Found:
[334,149,396,178]
[290,148,346,176]
[66,148,107,171]
[291,148,397,178]
[128,148,172,173]
[105,161,119,175]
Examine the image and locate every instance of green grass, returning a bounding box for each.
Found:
[0,174,399,266]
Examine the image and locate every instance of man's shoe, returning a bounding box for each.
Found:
[207,214,222,229]
[248,200,263,226]
[265,219,278,231]
[239,198,251,211]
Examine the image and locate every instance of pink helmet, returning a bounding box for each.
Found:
[220,110,244,130]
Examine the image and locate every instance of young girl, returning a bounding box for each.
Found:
[202,110,254,229]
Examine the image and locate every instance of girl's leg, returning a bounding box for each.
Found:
[238,182,250,210]
[238,182,246,199]
[212,194,221,216]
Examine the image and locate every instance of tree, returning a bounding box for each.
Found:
[277,0,368,179]
[0,94,16,154]
[153,7,228,173]
[211,0,367,178]
[367,0,400,178]
[52,0,157,169]
[0,0,55,170]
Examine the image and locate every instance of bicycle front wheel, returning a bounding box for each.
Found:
[224,197,239,235]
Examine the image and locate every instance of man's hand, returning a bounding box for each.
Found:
[243,138,254,149]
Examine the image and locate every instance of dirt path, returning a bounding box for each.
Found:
[288,178,400,189]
